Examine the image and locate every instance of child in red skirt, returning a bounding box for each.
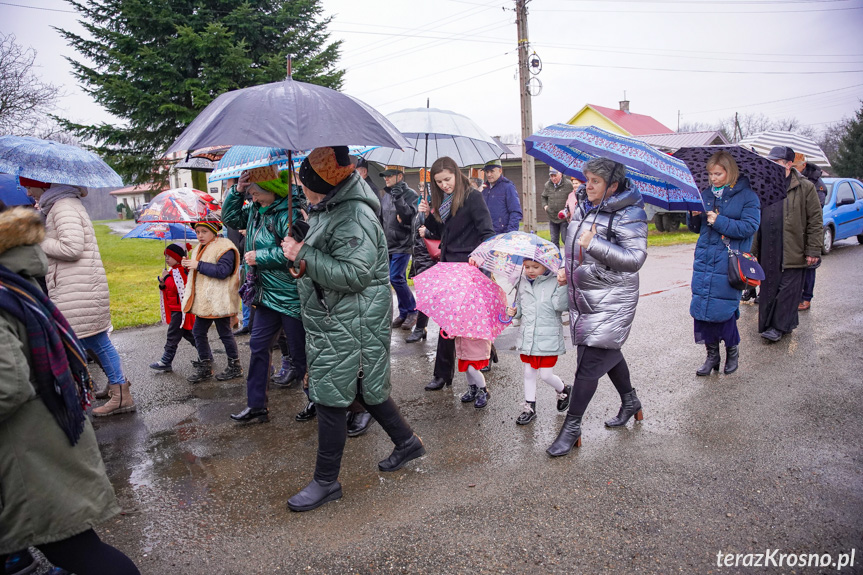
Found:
[505,259,571,425]
[455,336,492,408]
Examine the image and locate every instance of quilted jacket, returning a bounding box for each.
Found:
[687,177,761,323]
[40,188,111,339]
[563,184,648,349]
[221,186,303,318]
[293,172,392,408]
[513,273,569,356]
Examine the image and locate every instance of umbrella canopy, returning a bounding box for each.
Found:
[137,188,217,224]
[165,78,411,154]
[525,124,702,211]
[0,135,123,188]
[738,131,831,169]
[0,174,34,206]
[208,145,376,182]
[414,262,509,340]
[362,107,504,168]
[470,231,562,285]
[189,145,231,162]
[123,222,194,241]
[672,145,788,208]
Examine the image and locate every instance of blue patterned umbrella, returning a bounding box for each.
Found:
[525,124,701,211]
[0,136,123,188]
[0,174,33,206]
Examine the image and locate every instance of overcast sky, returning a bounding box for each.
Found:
[3,0,863,143]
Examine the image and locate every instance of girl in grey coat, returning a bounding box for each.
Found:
[506,259,571,425]
[547,158,648,458]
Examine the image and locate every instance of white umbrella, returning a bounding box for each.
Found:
[738,131,831,169]
[362,107,505,170]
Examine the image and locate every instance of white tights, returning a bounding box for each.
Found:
[466,365,486,389]
[523,364,564,402]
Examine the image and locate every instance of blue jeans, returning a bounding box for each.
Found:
[242,301,252,326]
[801,267,816,302]
[389,253,416,319]
[80,330,126,386]
[245,305,306,409]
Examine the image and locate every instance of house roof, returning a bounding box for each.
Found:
[635,131,730,152]
[568,104,674,136]
[109,183,167,196]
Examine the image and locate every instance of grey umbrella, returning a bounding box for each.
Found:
[165,78,410,154]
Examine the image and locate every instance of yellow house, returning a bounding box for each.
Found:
[567,101,674,136]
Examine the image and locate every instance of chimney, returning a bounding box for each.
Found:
[619,100,630,114]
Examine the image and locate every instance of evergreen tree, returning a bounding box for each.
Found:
[58,0,344,184]
[832,103,863,179]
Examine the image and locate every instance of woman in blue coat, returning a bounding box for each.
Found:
[688,151,760,376]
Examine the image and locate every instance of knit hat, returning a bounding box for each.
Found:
[19,177,50,188]
[193,219,222,234]
[164,242,190,260]
[255,170,293,197]
[298,146,355,195]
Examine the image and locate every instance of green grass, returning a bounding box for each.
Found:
[532,224,696,247]
[95,224,165,329]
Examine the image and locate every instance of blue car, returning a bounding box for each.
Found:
[822,177,863,254]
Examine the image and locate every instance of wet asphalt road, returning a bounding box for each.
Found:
[79,239,862,574]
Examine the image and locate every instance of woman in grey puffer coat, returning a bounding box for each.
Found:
[547,158,648,457]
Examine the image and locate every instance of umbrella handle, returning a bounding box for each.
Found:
[289,260,306,279]
[439,329,455,340]
[498,313,513,324]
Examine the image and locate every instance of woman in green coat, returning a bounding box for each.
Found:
[0,205,139,574]
[221,170,307,423]
[280,146,425,512]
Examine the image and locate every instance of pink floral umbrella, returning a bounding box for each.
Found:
[414,262,509,340]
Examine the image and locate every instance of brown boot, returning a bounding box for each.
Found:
[93,384,112,400]
[93,382,136,416]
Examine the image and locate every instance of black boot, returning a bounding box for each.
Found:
[378,434,425,472]
[516,401,536,425]
[187,359,213,383]
[696,343,721,376]
[216,358,243,381]
[347,411,374,437]
[424,377,451,391]
[287,479,342,512]
[724,346,739,374]
[295,401,316,422]
[230,406,269,423]
[604,389,643,427]
[547,414,582,457]
[405,328,427,343]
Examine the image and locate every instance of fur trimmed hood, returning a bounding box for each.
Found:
[0,207,45,256]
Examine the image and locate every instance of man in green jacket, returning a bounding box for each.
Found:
[759,146,823,342]
[281,146,425,512]
[542,166,573,247]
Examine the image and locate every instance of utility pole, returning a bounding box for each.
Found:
[515,0,536,233]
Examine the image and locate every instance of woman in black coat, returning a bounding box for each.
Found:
[418,156,495,390]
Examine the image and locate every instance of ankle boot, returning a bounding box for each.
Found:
[516,401,536,425]
[295,401,316,422]
[724,346,739,374]
[230,406,269,423]
[547,414,582,457]
[187,359,213,383]
[93,382,136,417]
[287,479,342,512]
[405,328,427,343]
[605,389,643,427]
[425,377,451,391]
[460,384,478,402]
[378,434,425,471]
[696,343,721,376]
[216,358,243,381]
[271,356,291,384]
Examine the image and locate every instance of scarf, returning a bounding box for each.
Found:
[39,184,86,217]
[438,193,454,222]
[160,266,189,324]
[712,185,725,199]
[0,264,91,445]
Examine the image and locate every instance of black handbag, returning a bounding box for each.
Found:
[724,236,765,290]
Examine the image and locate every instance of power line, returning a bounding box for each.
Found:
[376,64,514,108]
[545,61,863,74]
[685,84,863,115]
[0,1,75,13]
[533,5,863,13]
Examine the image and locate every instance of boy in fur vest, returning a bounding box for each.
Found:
[150,243,196,372]
[181,220,243,383]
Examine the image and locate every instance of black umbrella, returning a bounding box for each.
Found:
[672,145,787,208]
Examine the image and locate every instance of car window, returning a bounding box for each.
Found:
[836,182,855,205]
[850,181,863,200]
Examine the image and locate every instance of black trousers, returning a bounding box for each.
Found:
[763,268,805,334]
[161,311,195,364]
[568,345,633,416]
[0,529,140,575]
[415,311,430,331]
[192,316,239,361]
[432,329,456,382]
[315,387,415,483]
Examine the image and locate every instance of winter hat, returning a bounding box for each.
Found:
[164,242,190,261]
[193,219,222,235]
[767,146,795,162]
[255,170,293,197]
[299,146,355,195]
[19,176,50,188]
